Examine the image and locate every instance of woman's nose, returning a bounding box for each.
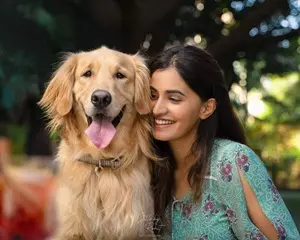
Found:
[152,99,167,116]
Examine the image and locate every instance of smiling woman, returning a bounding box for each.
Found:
[149,45,300,240]
[150,67,210,144]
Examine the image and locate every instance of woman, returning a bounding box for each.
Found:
[149,45,299,239]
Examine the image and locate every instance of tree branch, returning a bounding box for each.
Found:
[207,0,288,58]
[249,28,300,50]
[121,0,182,53]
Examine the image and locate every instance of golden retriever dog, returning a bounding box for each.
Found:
[39,47,156,240]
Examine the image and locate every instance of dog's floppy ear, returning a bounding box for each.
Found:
[39,53,77,117]
[132,54,151,115]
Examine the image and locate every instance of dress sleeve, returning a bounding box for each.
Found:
[214,142,300,239]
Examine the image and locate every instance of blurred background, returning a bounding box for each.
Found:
[0,0,299,239]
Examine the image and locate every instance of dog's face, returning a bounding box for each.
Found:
[74,48,140,123]
[39,47,151,144]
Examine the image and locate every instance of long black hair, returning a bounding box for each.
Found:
[149,45,247,226]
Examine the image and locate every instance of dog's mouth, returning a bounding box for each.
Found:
[112,105,126,127]
[86,105,126,128]
[85,106,126,149]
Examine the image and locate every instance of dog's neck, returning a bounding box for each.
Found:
[76,154,123,170]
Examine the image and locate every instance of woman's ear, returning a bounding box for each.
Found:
[199,98,216,120]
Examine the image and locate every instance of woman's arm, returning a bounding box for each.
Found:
[213,141,300,239]
[238,167,278,239]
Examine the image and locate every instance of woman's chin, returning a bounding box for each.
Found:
[153,131,172,142]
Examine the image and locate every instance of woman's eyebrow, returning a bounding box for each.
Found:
[150,86,186,96]
[150,86,157,91]
[166,90,186,96]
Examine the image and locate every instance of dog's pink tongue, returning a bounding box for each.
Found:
[85,116,116,149]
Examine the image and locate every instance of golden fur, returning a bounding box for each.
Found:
[39,47,156,240]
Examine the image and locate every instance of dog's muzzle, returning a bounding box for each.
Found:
[86,105,126,128]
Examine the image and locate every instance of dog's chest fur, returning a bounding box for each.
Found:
[57,142,154,240]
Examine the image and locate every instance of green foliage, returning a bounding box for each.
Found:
[0,50,40,110]
[243,72,300,188]
[49,130,60,143]
[262,73,300,124]
[18,3,56,34]
[0,0,299,116]
[171,0,300,86]
[0,0,76,122]
[17,2,75,46]
[6,124,28,155]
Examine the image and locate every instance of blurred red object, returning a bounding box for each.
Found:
[0,156,56,240]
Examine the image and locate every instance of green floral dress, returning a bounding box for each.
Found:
[161,139,300,240]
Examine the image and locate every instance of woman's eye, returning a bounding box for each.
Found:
[170,97,181,103]
[82,70,92,78]
[116,72,125,79]
[150,93,157,100]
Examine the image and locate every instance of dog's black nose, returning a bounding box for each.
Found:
[91,90,112,108]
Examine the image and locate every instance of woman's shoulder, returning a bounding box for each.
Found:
[212,138,251,157]
[210,138,264,178]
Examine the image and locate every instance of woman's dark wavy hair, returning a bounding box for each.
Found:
[149,45,247,229]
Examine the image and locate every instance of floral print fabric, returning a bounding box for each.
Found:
[161,139,300,240]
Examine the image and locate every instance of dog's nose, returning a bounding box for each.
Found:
[91,90,112,108]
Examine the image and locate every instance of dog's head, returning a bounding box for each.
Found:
[39,47,151,148]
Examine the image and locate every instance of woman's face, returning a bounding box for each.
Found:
[150,67,205,142]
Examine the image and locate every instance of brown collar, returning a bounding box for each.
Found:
[77,154,122,170]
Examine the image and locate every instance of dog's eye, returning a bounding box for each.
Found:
[116,72,125,79]
[82,70,92,78]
